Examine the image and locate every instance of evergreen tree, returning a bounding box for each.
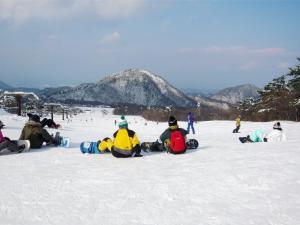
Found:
[238,57,300,121]
[287,57,300,92]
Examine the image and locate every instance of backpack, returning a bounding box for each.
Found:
[169,130,186,153]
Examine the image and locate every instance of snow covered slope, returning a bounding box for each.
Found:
[0,108,299,225]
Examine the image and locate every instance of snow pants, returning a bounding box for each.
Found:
[0,139,19,152]
[233,125,240,133]
[111,144,141,158]
[187,122,195,134]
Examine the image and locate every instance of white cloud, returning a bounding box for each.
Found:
[99,32,120,44]
[0,0,145,24]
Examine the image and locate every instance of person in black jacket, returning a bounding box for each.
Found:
[144,116,188,154]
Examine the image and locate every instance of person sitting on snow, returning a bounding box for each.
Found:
[0,121,25,153]
[27,113,60,129]
[146,115,188,154]
[20,114,60,149]
[265,122,286,142]
[41,118,60,129]
[111,115,142,158]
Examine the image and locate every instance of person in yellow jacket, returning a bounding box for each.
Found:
[233,115,241,133]
[112,116,142,158]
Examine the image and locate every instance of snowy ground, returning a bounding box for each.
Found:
[0,107,299,225]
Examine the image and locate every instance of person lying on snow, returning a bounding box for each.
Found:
[20,114,60,149]
[27,113,60,129]
[144,115,188,154]
[111,115,142,158]
[239,122,286,143]
[0,121,25,153]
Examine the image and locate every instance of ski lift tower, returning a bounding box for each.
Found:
[62,107,70,120]
[44,103,62,120]
[4,91,39,116]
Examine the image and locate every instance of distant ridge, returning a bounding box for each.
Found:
[211,84,260,104]
[0,81,13,90]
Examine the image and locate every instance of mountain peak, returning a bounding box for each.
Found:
[48,69,195,107]
[211,83,260,104]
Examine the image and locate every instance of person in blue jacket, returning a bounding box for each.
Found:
[187,112,195,134]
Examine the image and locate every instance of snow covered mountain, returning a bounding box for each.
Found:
[46,69,196,107]
[211,84,260,104]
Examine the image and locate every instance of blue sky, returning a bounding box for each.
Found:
[0,0,299,90]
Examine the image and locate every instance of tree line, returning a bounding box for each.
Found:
[238,57,300,121]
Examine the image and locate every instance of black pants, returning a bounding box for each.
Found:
[0,140,19,152]
[233,125,240,133]
[41,118,57,128]
[149,141,165,152]
[111,145,141,158]
[148,141,186,154]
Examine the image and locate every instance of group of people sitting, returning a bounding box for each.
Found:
[1,113,188,157]
[98,115,188,158]
[1,112,287,157]
[0,114,62,153]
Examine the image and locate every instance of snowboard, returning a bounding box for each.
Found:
[80,141,101,154]
[0,140,30,154]
[141,139,199,152]
[52,132,70,148]
[17,140,31,151]
[60,137,70,148]
[239,136,252,143]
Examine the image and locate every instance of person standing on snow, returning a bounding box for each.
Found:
[187,112,195,134]
[111,115,142,158]
[233,115,241,133]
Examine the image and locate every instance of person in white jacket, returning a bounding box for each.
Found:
[265,122,287,142]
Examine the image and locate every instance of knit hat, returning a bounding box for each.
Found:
[118,115,128,128]
[31,114,40,123]
[168,115,177,127]
[273,122,281,129]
